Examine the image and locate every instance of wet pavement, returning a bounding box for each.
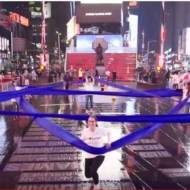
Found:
[0,81,190,189]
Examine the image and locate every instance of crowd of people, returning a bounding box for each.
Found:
[169,70,190,90]
[138,68,170,85]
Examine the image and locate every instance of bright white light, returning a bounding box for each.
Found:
[0,117,6,136]
[185,27,190,55]
[125,99,136,115]
[0,117,7,150]
[77,39,92,49]
[112,39,121,47]
[128,14,138,49]
[76,35,123,49]
[81,0,123,4]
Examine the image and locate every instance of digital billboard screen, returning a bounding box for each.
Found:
[76,4,121,24]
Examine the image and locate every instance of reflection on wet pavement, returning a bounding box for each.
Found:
[0,84,190,189]
[0,117,8,155]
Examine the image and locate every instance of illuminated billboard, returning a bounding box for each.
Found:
[67,16,80,40]
[30,4,42,18]
[10,12,29,27]
[76,35,123,49]
[76,4,121,23]
[44,3,51,19]
[127,14,138,49]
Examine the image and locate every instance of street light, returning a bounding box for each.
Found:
[56,31,61,64]
[142,31,145,55]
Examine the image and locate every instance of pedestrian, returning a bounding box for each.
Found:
[95,69,99,86]
[48,70,54,83]
[10,80,19,113]
[84,75,94,110]
[81,115,111,187]
[64,72,70,90]
[78,67,83,80]
[31,69,37,82]
[183,81,190,113]
[172,71,179,89]
[105,70,111,80]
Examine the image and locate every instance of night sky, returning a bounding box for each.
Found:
[52,2,71,36]
[138,2,162,53]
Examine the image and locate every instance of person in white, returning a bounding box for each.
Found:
[172,71,179,89]
[81,115,111,186]
[84,76,94,110]
[10,81,22,111]
[31,69,37,81]
[78,68,83,80]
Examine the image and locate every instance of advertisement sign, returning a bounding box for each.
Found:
[76,4,121,23]
[44,3,51,19]
[10,12,29,27]
[76,35,123,49]
[127,14,138,49]
[67,16,80,40]
[31,11,42,18]
[30,5,42,18]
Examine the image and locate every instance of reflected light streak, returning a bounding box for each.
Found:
[0,116,7,154]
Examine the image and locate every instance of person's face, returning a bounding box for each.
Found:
[88,117,96,130]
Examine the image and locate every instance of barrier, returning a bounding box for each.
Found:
[19,94,188,154]
[0,78,187,154]
[1,110,190,123]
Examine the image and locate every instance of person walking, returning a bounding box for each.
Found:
[84,76,94,110]
[78,67,84,80]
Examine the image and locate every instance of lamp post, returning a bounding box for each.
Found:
[142,31,145,56]
[11,31,13,59]
[56,31,61,64]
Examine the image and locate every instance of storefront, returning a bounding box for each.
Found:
[0,26,11,71]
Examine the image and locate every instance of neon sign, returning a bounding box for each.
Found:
[9,12,29,27]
